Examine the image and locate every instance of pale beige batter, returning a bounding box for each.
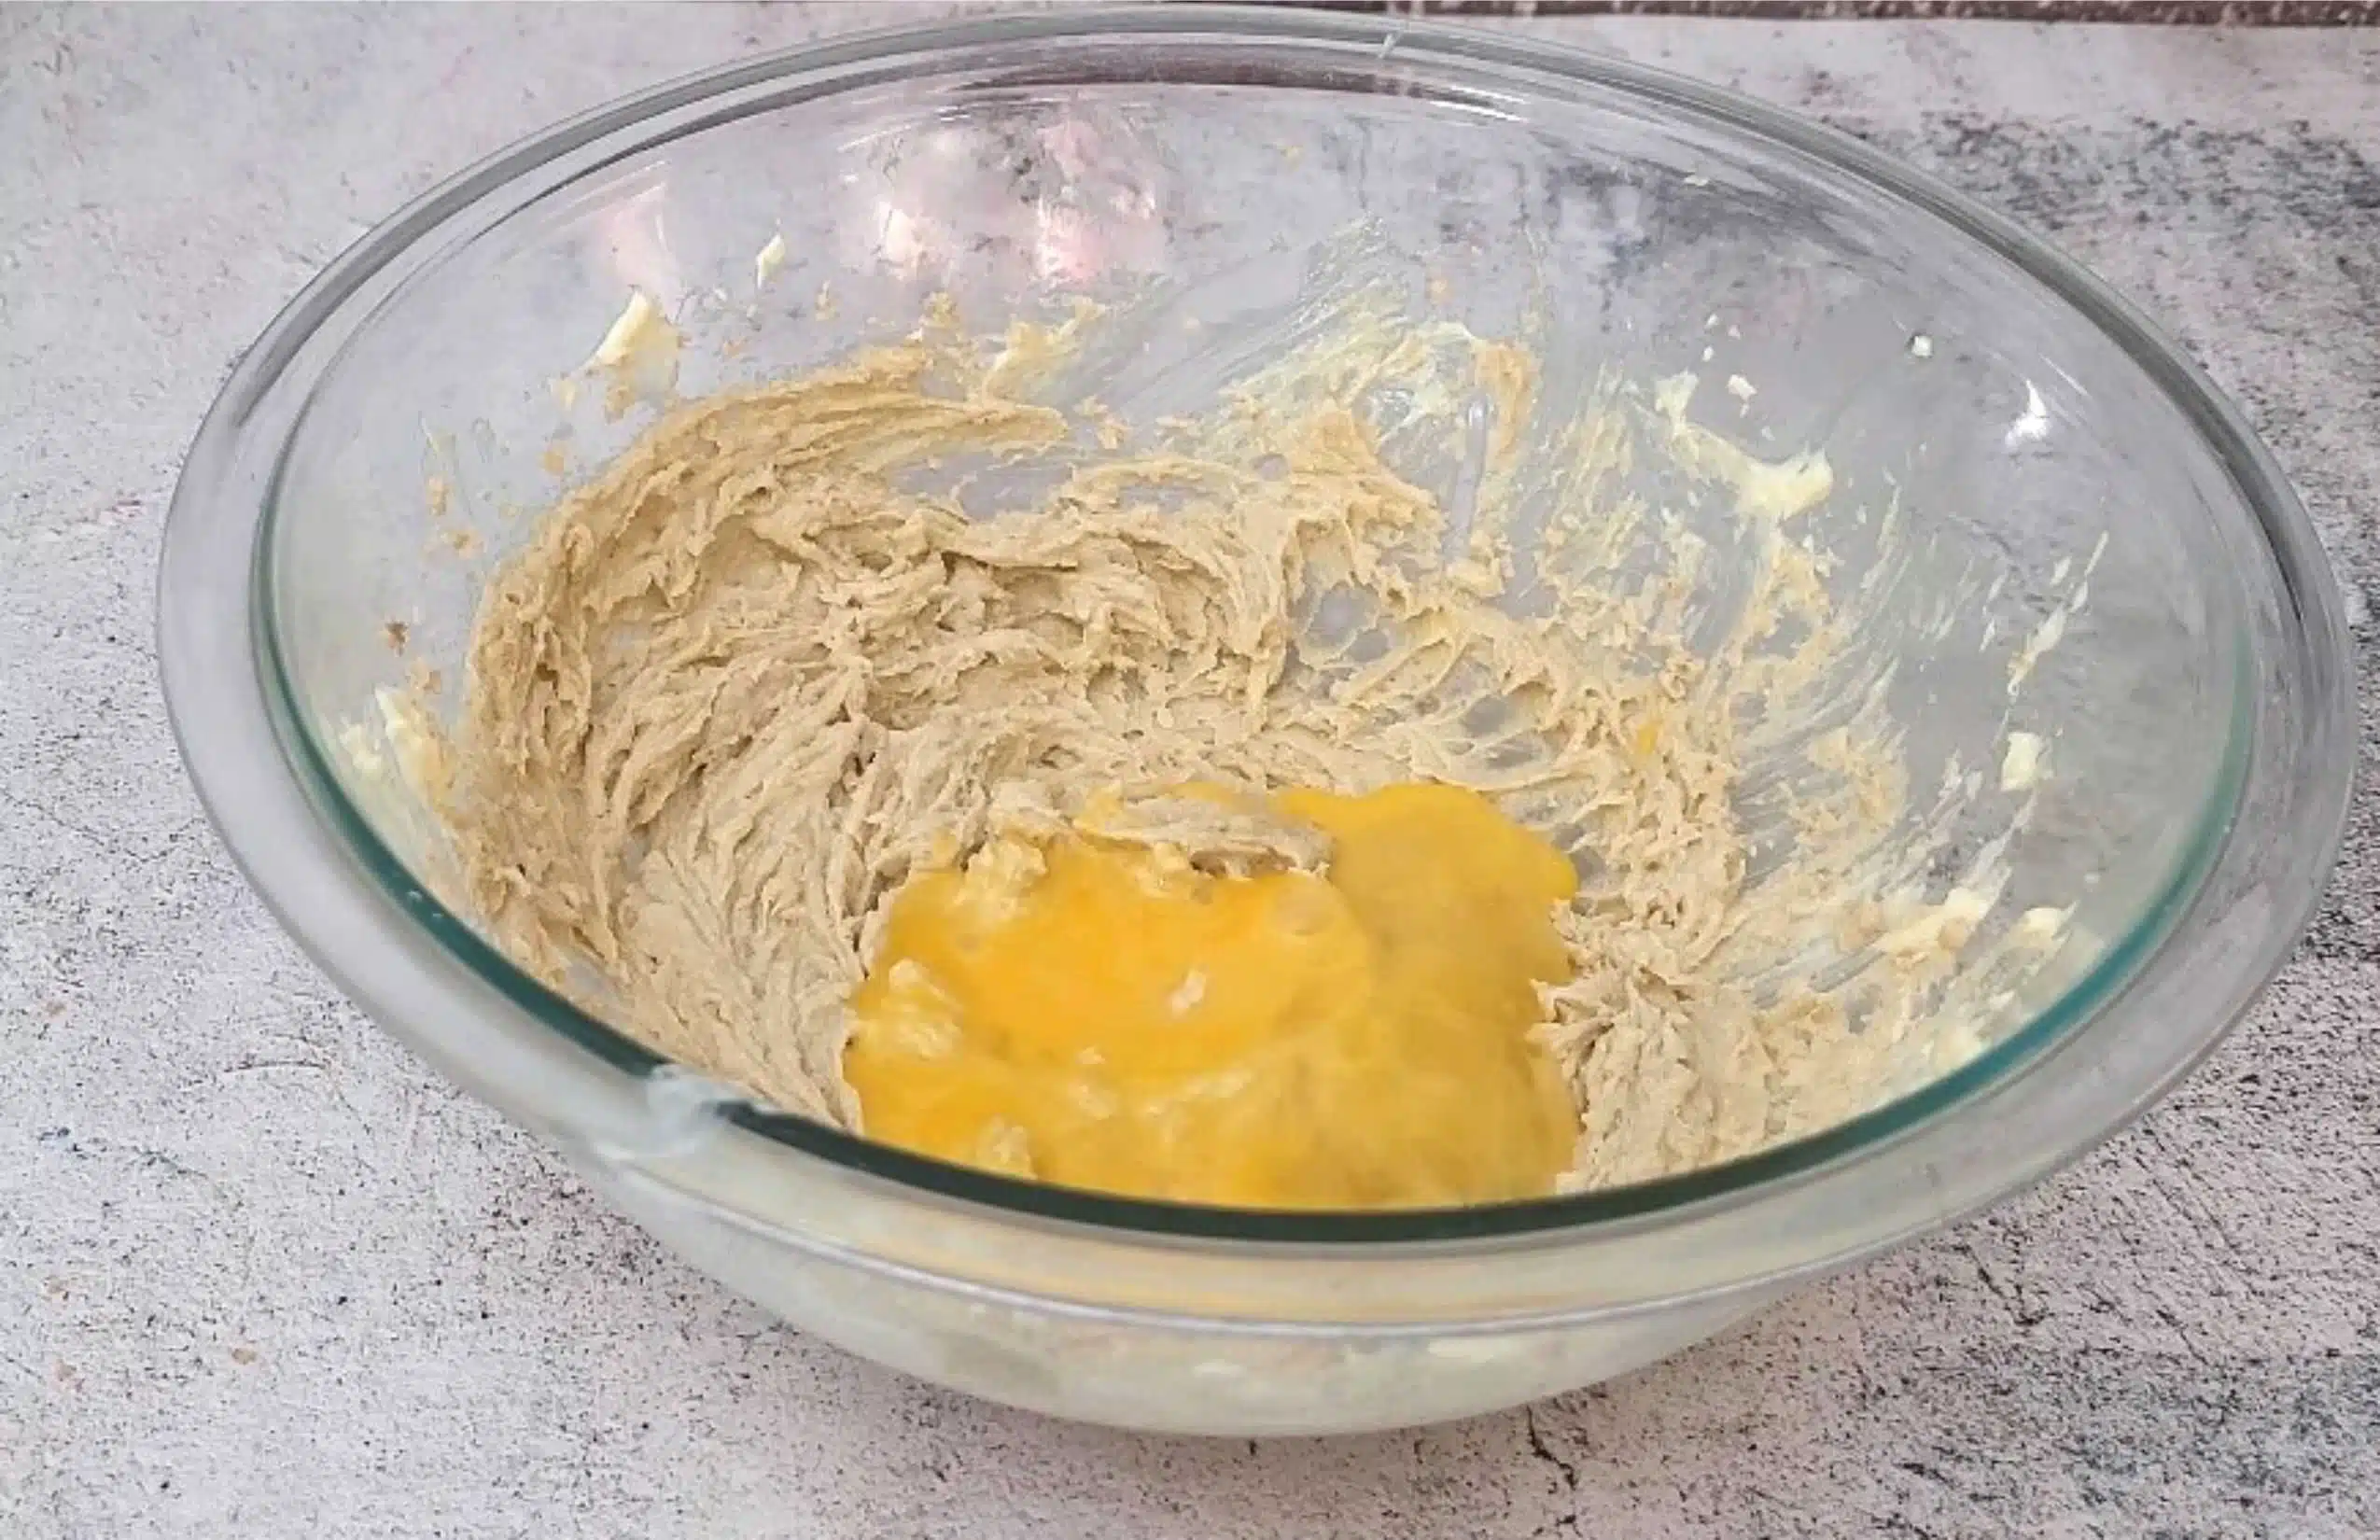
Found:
[424,292,2031,1192]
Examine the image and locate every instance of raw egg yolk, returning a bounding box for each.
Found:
[842,783,1580,1209]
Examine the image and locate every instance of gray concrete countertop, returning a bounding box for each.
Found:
[5,6,2375,1537]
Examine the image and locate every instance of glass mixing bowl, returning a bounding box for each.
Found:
[159,8,2353,1434]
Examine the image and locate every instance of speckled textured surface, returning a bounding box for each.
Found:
[4,6,2376,1537]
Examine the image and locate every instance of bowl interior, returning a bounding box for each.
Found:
[258,32,2251,1223]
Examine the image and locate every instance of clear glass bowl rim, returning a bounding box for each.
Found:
[164,5,2355,1257]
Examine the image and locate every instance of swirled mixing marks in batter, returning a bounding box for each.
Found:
[400,279,2064,1201]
